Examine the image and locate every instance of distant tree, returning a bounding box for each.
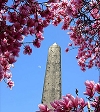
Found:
[0,0,100,111]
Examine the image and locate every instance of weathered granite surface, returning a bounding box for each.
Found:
[42,43,62,109]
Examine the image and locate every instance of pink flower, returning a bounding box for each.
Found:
[13,22,21,30]
[23,45,32,55]
[29,28,35,35]
[8,55,16,64]
[79,98,87,108]
[68,43,72,46]
[8,12,18,23]
[38,104,49,112]
[84,80,95,97]
[27,18,34,27]
[33,39,41,48]
[66,94,79,107]
[95,83,100,94]
[81,67,86,72]
[85,80,95,89]
[7,80,14,89]
[43,20,50,27]
[22,27,30,36]
[65,48,69,52]
[91,96,100,111]
[50,96,73,111]
[50,100,60,109]
[4,73,12,79]
[36,31,44,40]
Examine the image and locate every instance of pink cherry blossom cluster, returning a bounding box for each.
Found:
[84,80,100,112]
[0,0,22,88]
[0,0,48,88]
[38,80,100,112]
[64,0,100,71]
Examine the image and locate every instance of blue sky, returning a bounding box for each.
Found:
[0,1,100,112]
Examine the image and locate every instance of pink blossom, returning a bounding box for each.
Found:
[91,96,100,111]
[50,101,58,109]
[36,31,44,40]
[7,12,18,22]
[22,27,30,36]
[29,28,35,35]
[65,48,69,52]
[51,98,72,111]
[13,22,21,30]
[62,16,71,30]
[85,80,95,89]
[81,67,86,72]
[27,18,35,27]
[23,45,32,55]
[84,80,95,98]
[8,55,16,64]
[95,83,100,94]
[42,20,50,27]
[7,80,14,89]
[4,73,12,79]
[33,39,41,48]
[79,98,87,108]
[38,104,49,112]
[68,43,72,46]
[66,94,79,107]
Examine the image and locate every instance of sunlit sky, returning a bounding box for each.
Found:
[0,1,99,112]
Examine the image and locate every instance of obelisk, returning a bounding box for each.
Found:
[42,43,61,108]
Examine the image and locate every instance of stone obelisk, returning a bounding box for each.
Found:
[42,43,61,108]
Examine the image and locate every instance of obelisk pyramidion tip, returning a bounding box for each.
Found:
[53,43,57,45]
